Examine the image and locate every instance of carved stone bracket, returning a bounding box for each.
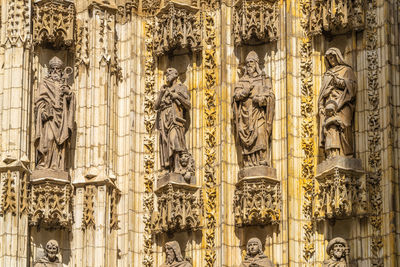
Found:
[29,170,72,229]
[153,1,201,56]
[151,181,202,234]
[313,156,367,221]
[234,167,281,227]
[32,0,75,48]
[74,168,120,231]
[0,154,30,217]
[233,0,279,46]
[308,0,364,35]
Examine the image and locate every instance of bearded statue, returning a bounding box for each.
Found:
[160,241,192,267]
[34,240,62,267]
[240,237,274,267]
[34,56,75,171]
[324,237,349,267]
[233,51,275,168]
[318,48,357,159]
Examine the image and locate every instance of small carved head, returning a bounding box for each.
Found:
[246,237,263,258]
[325,100,338,117]
[165,68,179,85]
[244,51,262,77]
[48,56,64,81]
[327,237,348,261]
[325,48,347,69]
[45,239,59,262]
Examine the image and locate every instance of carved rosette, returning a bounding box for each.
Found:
[234,177,281,227]
[313,159,367,221]
[32,0,75,48]
[151,183,202,233]
[308,0,364,35]
[153,2,201,56]
[29,179,73,228]
[233,0,279,45]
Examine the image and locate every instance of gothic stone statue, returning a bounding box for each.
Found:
[35,56,75,171]
[324,237,349,267]
[233,51,275,168]
[160,241,192,267]
[155,68,194,182]
[34,239,62,267]
[318,48,356,160]
[240,237,274,267]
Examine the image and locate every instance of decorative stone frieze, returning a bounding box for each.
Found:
[308,0,364,35]
[153,2,201,56]
[0,154,30,217]
[233,0,279,45]
[313,157,367,220]
[32,0,75,48]
[152,182,202,234]
[234,167,281,227]
[29,170,72,229]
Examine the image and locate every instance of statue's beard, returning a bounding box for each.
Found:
[166,253,175,264]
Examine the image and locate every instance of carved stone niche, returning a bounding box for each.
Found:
[153,1,201,56]
[151,181,202,234]
[32,0,75,48]
[234,167,281,227]
[308,0,364,35]
[313,156,367,221]
[233,0,279,46]
[29,170,73,229]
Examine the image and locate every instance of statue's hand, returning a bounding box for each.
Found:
[41,111,52,122]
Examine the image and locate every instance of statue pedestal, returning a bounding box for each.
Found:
[234,166,281,227]
[156,172,195,190]
[30,169,73,229]
[313,156,367,220]
[152,174,201,234]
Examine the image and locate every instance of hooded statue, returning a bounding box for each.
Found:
[34,56,75,171]
[318,48,357,159]
[323,237,349,267]
[233,51,275,168]
[160,241,192,267]
[240,237,274,267]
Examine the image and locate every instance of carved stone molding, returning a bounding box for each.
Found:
[313,157,367,221]
[5,0,30,45]
[29,170,72,229]
[153,2,201,56]
[234,170,281,227]
[32,0,75,48]
[151,183,202,234]
[0,155,30,217]
[308,0,364,35]
[116,1,137,24]
[233,0,279,45]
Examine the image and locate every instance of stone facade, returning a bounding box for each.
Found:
[0,0,398,266]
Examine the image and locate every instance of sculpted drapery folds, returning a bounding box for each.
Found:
[233,51,275,168]
[160,241,192,267]
[240,237,274,267]
[318,48,357,159]
[323,237,349,267]
[34,56,75,171]
[155,68,193,179]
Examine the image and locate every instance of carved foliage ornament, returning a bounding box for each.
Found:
[233,0,279,45]
[6,0,30,43]
[0,171,17,216]
[152,184,201,233]
[30,181,73,228]
[308,0,364,35]
[33,0,75,48]
[234,179,281,227]
[153,2,201,56]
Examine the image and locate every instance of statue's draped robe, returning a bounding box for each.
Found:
[34,257,62,267]
[233,74,275,166]
[240,254,274,267]
[318,64,356,156]
[155,83,191,171]
[160,261,192,267]
[323,258,347,267]
[35,77,75,170]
